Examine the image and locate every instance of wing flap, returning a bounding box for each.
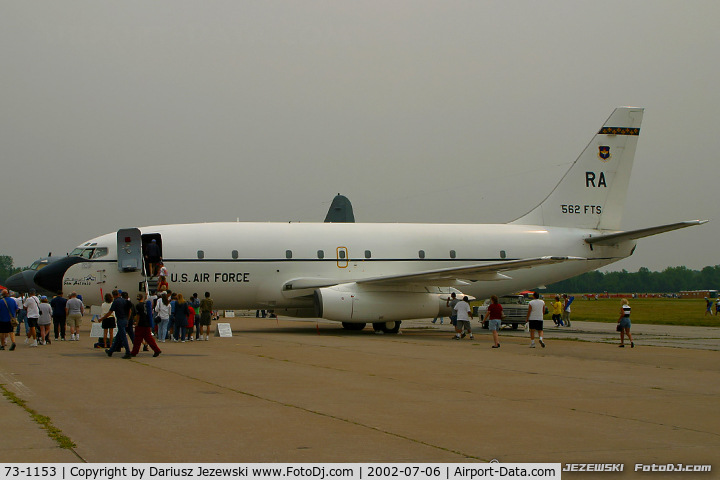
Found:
[356,256,586,287]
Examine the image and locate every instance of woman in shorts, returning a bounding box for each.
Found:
[486,295,503,348]
[101,293,115,348]
[617,298,634,348]
[38,297,53,345]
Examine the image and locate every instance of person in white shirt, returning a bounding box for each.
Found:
[154,293,171,342]
[452,295,474,340]
[526,291,546,348]
[24,289,41,347]
[157,262,169,278]
[562,293,572,327]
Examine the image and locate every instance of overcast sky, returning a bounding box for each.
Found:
[1,1,718,272]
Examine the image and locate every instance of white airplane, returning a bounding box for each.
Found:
[34,107,706,333]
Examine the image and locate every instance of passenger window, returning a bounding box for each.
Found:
[317,250,324,259]
[365,250,371,259]
[418,250,425,259]
[339,250,346,259]
[92,247,108,259]
[232,250,238,260]
[450,250,456,259]
[286,250,292,259]
[500,250,506,259]
[197,250,205,259]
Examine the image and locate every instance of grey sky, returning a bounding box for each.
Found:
[1,1,718,273]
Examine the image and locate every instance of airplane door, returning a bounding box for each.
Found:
[117,228,143,272]
[336,247,348,268]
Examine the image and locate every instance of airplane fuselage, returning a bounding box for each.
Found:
[59,222,634,313]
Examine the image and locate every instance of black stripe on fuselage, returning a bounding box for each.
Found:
[76,256,620,264]
[81,257,516,264]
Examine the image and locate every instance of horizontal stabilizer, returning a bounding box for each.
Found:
[584,220,708,246]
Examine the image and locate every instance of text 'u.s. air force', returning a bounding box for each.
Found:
[170,273,250,283]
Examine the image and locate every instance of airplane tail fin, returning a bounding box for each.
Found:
[511,107,644,230]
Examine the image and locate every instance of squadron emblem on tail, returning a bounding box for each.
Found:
[598,146,611,162]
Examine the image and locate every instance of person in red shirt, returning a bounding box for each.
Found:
[131,293,161,357]
[187,305,195,341]
[157,276,169,293]
[487,295,503,348]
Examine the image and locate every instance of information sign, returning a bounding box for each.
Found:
[215,323,233,337]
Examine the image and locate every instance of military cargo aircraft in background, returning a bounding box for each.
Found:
[34,107,706,333]
[4,255,66,296]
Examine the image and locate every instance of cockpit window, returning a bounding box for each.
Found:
[30,261,42,270]
[71,247,107,259]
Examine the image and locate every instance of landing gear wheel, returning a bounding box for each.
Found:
[482,321,489,330]
[373,321,401,334]
[342,322,366,331]
[511,323,519,330]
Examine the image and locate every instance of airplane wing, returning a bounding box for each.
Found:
[355,256,586,286]
[282,256,586,294]
[584,220,707,246]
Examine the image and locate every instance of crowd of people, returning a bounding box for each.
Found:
[0,287,216,357]
[441,291,634,349]
[0,288,78,349]
[1,283,644,352]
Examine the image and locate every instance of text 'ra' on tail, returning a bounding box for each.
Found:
[511,107,644,231]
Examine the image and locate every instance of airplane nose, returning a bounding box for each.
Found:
[34,257,84,295]
[4,272,29,292]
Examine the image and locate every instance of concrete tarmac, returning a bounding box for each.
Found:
[1,316,718,474]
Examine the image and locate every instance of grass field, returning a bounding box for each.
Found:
[550,297,720,327]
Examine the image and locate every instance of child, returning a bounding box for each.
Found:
[187,304,196,341]
[101,293,115,348]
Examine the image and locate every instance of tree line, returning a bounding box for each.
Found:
[545,265,720,294]
[0,256,22,285]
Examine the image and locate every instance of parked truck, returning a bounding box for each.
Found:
[475,294,529,330]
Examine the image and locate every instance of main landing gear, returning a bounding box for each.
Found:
[340,321,402,334]
[372,321,401,334]
[341,322,366,331]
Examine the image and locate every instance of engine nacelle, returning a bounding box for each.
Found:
[314,286,440,322]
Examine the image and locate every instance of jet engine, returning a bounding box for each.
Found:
[313,286,441,322]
